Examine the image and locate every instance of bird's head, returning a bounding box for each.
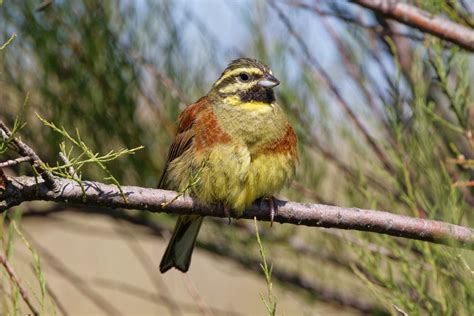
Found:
[210,58,279,107]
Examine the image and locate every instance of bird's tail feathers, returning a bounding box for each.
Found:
[160,215,203,273]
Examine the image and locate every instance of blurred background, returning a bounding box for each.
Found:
[1,0,473,315]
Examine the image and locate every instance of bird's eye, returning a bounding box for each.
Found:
[239,73,250,82]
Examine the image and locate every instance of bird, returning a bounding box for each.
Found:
[159,58,298,273]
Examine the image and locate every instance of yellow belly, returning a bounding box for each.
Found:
[166,143,295,214]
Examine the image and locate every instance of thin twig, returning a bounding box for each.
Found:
[182,274,214,316]
[58,152,78,179]
[283,1,423,41]
[41,269,69,316]
[0,156,32,168]
[36,0,53,12]
[0,121,57,190]
[453,181,474,188]
[254,217,277,315]
[0,252,39,316]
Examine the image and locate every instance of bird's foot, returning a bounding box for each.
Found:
[260,196,277,227]
[219,202,232,225]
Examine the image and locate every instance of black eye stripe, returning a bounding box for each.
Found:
[215,74,257,91]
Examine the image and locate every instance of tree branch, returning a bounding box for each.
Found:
[350,0,474,51]
[1,175,473,249]
[0,156,32,168]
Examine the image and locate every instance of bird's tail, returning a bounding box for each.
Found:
[160,215,203,273]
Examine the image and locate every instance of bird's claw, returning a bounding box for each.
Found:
[222,203,232,225]
[260,196,277,227]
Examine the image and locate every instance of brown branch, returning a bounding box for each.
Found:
[0,252,39,316]
[2,176,474,249]
[350,0,474,51]
[283,1,423,41]
[0,122,57,190]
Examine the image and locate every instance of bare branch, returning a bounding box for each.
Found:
[0,252,39,316]
[1,176,473,249]
[58,152,78,179]
[0,156,32,168]
[350,0,474,51]
[283,1,423,41]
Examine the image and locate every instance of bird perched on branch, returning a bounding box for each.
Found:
[159,58,298,273]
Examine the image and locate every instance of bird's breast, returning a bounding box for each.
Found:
[191,141,295,213]
[213,101,289,151]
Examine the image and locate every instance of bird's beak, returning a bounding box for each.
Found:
[257,73,280,88]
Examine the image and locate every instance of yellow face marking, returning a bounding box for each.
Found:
[213,67,263,87]
[240,102,274,111]
[223,95,273,112]
[223,95,241,106]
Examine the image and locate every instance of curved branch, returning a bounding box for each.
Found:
[350,0,474,51]
[1,176,473,249]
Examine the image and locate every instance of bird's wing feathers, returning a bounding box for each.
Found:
[158,97,209,189]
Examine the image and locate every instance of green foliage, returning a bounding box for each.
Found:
[0,33,15,50]
[0,94,28,154]
[11,220,46,314]
[36,114,143,202]
[0,0,224,186]
[254,217,277,316]
[0,211,55,315]
[0,88,143,316]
